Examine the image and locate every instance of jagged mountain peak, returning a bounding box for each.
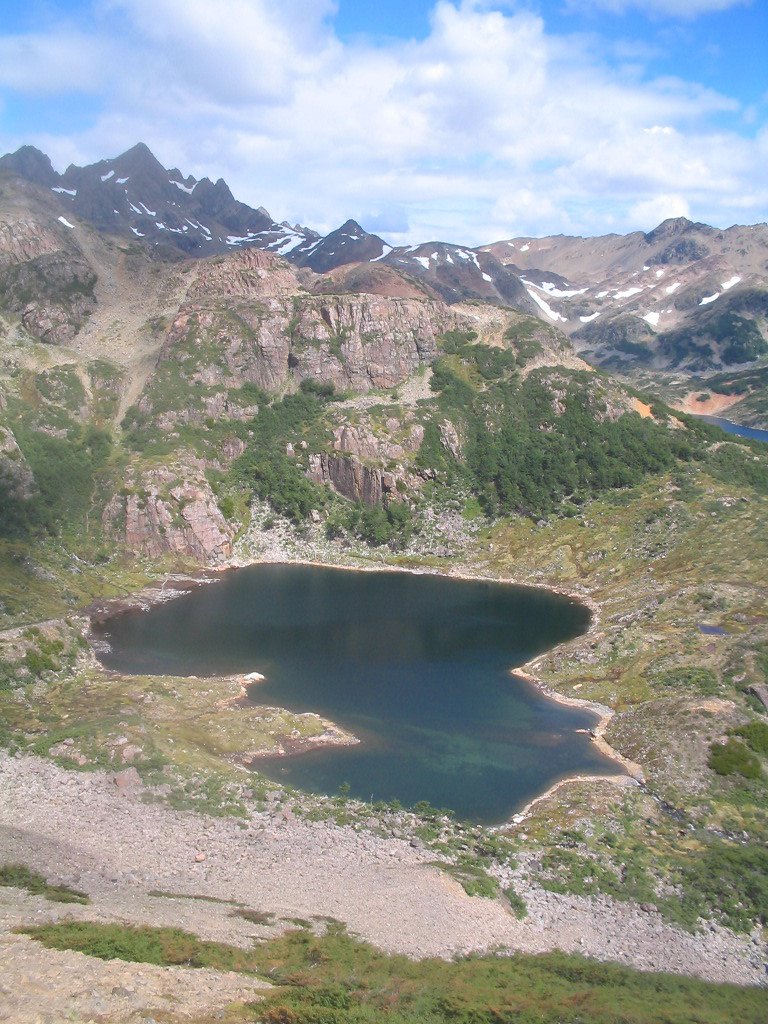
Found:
[0,145,57,187]
[290,218,390,272]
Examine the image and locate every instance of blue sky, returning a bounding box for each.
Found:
[0,0,765,243]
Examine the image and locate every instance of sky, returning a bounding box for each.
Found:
[0,0,766,245]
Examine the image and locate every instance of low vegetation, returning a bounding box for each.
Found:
[0,863,88,904]
[19,919,768,1023]
[20,921,260,971]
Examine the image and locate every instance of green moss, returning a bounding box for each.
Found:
[734,721,768,756]
[656,667,719,695]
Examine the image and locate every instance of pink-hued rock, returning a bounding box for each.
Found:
[102,461,234,564]
[156,292,465,397]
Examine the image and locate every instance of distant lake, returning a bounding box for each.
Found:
[95,563,624,823]
[701,416,768,444]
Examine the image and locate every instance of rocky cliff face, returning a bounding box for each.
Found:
[307,418,426,505]
[102,460,234,563]
[0,212,97,345]
[153,292,466,400]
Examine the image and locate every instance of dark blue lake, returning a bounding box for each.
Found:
[95,563,624,823]
[701,416,768,444]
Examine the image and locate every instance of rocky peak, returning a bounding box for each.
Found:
[644,217,697,244]
[108,141,167,179]
[0,145,57,187]
[381,241,536,312]
[292,218,390,272]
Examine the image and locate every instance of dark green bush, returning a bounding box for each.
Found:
[708,739,761,779]
[734,721,768,756]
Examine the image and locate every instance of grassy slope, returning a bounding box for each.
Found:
[18,919,768,1024]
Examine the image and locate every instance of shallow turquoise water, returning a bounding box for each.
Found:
[95,563,624,823]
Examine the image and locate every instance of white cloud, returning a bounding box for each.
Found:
[0,0,765,242]
[0,31,112,92]
[571,0,750,17]
[629,194,691,224]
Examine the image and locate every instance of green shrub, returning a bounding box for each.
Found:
[504,887,528,918]
[0,864,88,904]
[734,721,768,756]
[672,840,768,931]
[708,739,761,779]
[656,667,719,695]
[21,917,768,1023]
[20,921,258,970]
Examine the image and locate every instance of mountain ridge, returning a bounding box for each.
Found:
[2,141,768,376]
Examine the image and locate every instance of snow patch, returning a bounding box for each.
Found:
[721,275,741,291]
[596,290,609,299]
[170,179,195,194]
[130,227,145,237]
[100,170,114,181]
[116,176,129,184]
[520,243,530,252]
[655,269,665,278]
[413,256,431,269]
[641,311,660,327]
[527,289,567,323]
[370,244,393,262]
[57,216,74,229]
[700,292,720,305]
[579,312,600,323]
[665,281,681,295]
[481,272,493,282]
[138,201,157,217]
[524,279,587,299]
[51,186,76,196]
[614,286,643,299]
[272,233,304,255]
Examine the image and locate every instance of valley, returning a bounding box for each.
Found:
[0,142,767,1021]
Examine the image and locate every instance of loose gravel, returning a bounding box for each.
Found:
[0,751,765,1023]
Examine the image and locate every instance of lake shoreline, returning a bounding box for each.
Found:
[86,554,635,822]
[504,668,645,825]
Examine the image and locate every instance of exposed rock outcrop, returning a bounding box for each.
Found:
[102,460,233,563]
[0,217,97,345]
[306,416,426,504]
[307,452,385,505]
[188,248,302,301]
[0,426,35,500]
[156,293,466,397]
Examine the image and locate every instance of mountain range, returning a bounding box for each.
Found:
[2,142,767,377]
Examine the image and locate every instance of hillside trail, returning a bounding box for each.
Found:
[67,226,200,424]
